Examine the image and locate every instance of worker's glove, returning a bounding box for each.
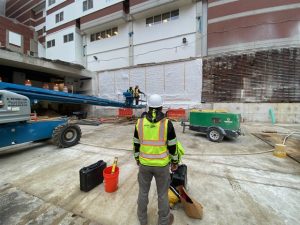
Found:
[170,163,178,172]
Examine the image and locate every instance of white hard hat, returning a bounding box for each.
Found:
[147,94,163,108]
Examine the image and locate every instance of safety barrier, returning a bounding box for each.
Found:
[166,108,186,120]
[118,108,133,117]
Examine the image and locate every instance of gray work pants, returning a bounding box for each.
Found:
[137,164,170,225]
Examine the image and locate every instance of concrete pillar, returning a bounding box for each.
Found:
[201,0,208,57]
[128,15,134,66]
[195,0,202,57]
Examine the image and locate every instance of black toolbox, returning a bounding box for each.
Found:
[80,160,107,192]
[171,164,187,189]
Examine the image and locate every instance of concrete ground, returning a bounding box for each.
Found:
[0,122,300,225]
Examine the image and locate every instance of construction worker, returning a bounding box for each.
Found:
[133,94,179,225]
[128,86,134,95]
[134,85,144,105]
[124,87,134,106]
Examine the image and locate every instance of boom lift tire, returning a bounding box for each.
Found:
[52,124,81,148]
[207,127,224,142]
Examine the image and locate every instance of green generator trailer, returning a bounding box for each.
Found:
[181,111,242,142]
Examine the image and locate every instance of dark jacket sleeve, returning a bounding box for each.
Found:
[133,125,140,159]
[167,120,177,158]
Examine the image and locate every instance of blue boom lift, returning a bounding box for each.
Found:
[0,82,144,149]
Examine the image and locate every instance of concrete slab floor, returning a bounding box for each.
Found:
[0,122,299,225]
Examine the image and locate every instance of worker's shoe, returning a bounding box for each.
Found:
[168,213,174,225]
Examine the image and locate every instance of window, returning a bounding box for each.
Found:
[83,0,93,11]
[100,31,106,39]
[47,39,55,48]
[48,0,55,6]
[106,29,112,38]
[8,31,21,46]
[153,15,161,25]
[55,12,63,23]
[171,9,179,20]
[112,27,118,36]
[146,17,153,27]
[162,12,170,23]
[63,33,74,43]
[146,9,179,27]
[90,34,95,42]
[90,27,118,42]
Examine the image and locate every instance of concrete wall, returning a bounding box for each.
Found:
[88,102,300,124]
[200,103,300,124]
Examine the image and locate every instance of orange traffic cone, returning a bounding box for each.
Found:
[53,84,59,91]
[43,83,49,89]
[25,80,32,86]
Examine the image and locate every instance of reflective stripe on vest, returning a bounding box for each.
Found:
[140,151,168,159]
[167,138,177,146]
[133,137,140,144]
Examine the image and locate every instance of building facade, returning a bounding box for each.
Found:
[4,0,300,69]
[207,0,300,55]
[4,0,205,70]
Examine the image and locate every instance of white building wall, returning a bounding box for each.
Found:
[133,3,197,64]
[38,42,46,58]
[86,22,130,71]
[46,0,123,30]
[46,26,82,64]
[75,30,83,65]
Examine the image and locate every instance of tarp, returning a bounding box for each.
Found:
[98,59,202,109]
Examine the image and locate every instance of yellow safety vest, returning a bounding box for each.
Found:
[136,118,170,166]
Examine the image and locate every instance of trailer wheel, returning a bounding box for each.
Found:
[207,128,224,142]
[52,124,81,148]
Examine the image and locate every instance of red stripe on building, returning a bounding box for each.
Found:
[46,20,76,35]
[81,2,123,24]
[6,0,26,16]
[33,11,43,20]
[6,0,21,10]
[16,10,34,24]
[208,0,300,19]
[46,0,74,15]
[38,36,45,44]
[35,17,46,26]
[208,8,300,48]
[130,0,148,6]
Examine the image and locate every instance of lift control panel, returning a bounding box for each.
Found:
[0,90,30,124]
